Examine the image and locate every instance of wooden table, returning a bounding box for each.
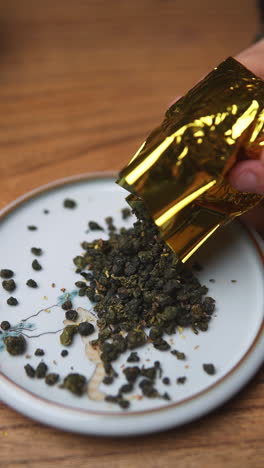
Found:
[0,1,263,466]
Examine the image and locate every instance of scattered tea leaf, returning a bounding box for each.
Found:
[171,350,186,360]
[126,330,147,350]
[24,364,35,378]
[105,394,130,409]
[45,373,59,386]
[119,383,133,393]
[203,363,216,375]
[75,281,87,288]
[127,352,140,362]
[102,376,114,385]
[153,339,171,351]
[78,322,95,336]
[2,279,16,292]
[60,325,78,346]
[35,362,48,378]
[63,199,77,209]
[32,260,42,271]
[1,321,11,330]
[31,247,43,256]
[61,373,86,396]
[88,221,104,231]
[121,207,131,220]
[61,300,72,310]
[139,379,160,398]
[65,310,78,322]
[26,279,38,288]
[123,366,141,384]
[4,335,26,355]
[162,377,170,385]
[0,269,14,279]
[176,376,187,384]
[7,297,18,306]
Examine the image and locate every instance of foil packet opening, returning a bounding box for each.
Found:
[117,57,264,262]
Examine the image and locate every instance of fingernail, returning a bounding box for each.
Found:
[234,171,257,192]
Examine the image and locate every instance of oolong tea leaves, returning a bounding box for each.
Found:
[73,200,215,365]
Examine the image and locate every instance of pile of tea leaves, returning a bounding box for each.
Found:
[73,198,215,402]
[1,196,217,407]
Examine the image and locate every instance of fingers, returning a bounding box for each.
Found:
[235,39,264,80]
[228,156,264,194]
[231,44,264,196]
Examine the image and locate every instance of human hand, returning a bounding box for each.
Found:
[170,41,264,235]
[228,39,264,236]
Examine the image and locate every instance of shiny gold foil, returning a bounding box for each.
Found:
[117,57,264,262]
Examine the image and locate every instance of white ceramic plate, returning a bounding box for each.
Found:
[0,173,263,436]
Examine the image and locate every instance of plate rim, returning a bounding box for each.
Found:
[0,172,263,435]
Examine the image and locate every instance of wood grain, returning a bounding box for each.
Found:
[0,1,263,467]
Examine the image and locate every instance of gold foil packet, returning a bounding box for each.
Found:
[117,57,264,262]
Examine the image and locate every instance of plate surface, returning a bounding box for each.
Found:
[0,173,263,436]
